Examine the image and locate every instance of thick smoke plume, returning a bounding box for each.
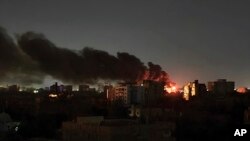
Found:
[0,27,172,85]
[0,27,44,85]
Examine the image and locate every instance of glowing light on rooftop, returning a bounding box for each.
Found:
[236,87,248,94]
[49,94,58,98]
[164,84,177,94]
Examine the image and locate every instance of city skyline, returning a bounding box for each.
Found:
[1,0,250,87]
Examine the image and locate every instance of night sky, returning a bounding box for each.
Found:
[1,0,250,87]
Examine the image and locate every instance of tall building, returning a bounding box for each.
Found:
[183,80,207,101]
[207,79,235,95]
[63,85,73,92]
[79,84,90,92]
[142,80,164,106]
[50,82,59,93]
[183,85,191,101]
[8,85,20,92]
[105,85,115,100]
[129,86,145,104]
[106,80,164,106]
[115,86,129,104]
[106,85,144,105]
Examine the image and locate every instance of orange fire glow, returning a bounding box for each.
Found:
[164,84,177,93]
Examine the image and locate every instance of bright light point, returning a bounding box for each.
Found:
[15,126,19,132]
[33,90,39,94]
[172,86,176,91]
[236,87,248,94]
[164,85,178,94]
[49,93,58,98]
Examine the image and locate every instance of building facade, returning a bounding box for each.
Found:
[106,80,164,106]
[207,79,235,95]
[183,80,206,101]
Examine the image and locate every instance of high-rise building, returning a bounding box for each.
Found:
[207,79,235,94]
[129,86,145,104]
[50,82,58,93]
[114,85,130,104]
[79,85,90,92]
[8,85,20,92]
[183,80,207,101]
[142,80,164,106]
[106,80,164,106]
[105,85,115,100]
[63,85,73,92]
[113,85,145,105]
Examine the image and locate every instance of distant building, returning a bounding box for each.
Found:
[79,85,90,92]
[104,85,112,94]
[113,85,145,105]
[50,82,59,93]
[207,79,235,94]
[129,86,145,105]
[114,85,130,104]
[106,80,164,106]
[142,80,164,106]
[183,85,190,101]
[8,85,19,92]
[88,88,96,92]
[105,85,115,100]
[63,85,73,92]
[44,87,50,91]
[183,80,206,101]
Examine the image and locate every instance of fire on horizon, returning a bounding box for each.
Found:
[0,27,175,89]
[1,0,250,87]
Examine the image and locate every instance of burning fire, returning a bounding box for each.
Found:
[164,83,177,93]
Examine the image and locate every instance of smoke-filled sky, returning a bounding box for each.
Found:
[0,0,250,87]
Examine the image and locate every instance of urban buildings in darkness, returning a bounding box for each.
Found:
[106,80,164,106]
[207,79,235,95]
[183,79,236,100]
[183,80,206,101]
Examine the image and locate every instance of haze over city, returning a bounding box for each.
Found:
[1,0,250,87]
[1,1,250,141]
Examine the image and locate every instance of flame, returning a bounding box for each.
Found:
[164,83,177,93]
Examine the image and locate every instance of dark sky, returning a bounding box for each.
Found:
[1,0,250,87]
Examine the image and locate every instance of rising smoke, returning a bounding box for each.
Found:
[0,27,44,85]
[0,26,171,85]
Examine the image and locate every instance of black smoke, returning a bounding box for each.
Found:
[0,27,44,85]
[146,62,170,84]
[0,27,171,85]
